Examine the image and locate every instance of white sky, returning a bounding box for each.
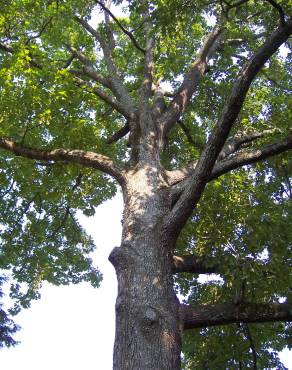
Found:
[1,193,123,370]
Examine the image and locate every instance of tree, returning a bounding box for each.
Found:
[0,0,291,367]
[0,276,20,348]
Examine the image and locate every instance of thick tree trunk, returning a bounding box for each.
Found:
[109,165,183,369]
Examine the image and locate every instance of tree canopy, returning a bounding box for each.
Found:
[0,0,291,368]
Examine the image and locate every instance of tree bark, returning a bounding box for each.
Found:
[109,165,183,369]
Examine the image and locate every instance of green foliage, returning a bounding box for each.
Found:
[0,276,20,348]
[0,0,291,366]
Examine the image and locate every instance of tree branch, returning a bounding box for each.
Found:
[105,122,130,144]
[67,46,111,88]
[0,42,13,53]
[264,0,286,26]
[172,255,218,274]
[74,15,136,116]
[0,137,125,185]
[95,0,145,54]
[182,302,292,330]
[217,128,281,160]
[73,76,131,118]
[0,41,42,69]
[158,25,223,139]
[211,134,292,180]
[243,323,258,370]
[178,120,205,151]
[169,135,292,204]
[163,18,292,241]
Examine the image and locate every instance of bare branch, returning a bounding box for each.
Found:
[0,137,125,185]
[172,255,218,274]
[95,0,145,54]
[182,302,292,330]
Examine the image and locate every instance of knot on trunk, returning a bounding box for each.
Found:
[109,244,134,271]
[139,306,160,334]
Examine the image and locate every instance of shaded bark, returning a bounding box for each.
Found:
[183,302,292,330]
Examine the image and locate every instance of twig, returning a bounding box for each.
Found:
[95,0,145,54]
[25,16,53,44]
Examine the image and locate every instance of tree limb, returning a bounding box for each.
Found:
[0,41,42,69]
[67,46,111,88]
[182,302,292,330]
[106,122,130,144]
[211,134,292,180]
[158,25,223,139]
[74,15,136,116]
[243,323,258,370]
[0,42,13,53]
[178,120,205,151]
[73,76,131,118]
[172,255,218,274]
[169,134,292,204]
[0,137,126,185]
[217,128,281,160]
[264,0,286,26]
[163,18,292,241]
[95,0,145,54]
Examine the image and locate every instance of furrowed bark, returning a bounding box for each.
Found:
[109,166,183,370]
[183,302,292,329]
[164,18,292,240]
[0,137,125,185]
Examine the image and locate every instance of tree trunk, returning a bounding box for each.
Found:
[109,164,183,369]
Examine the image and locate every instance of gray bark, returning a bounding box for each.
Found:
[109,166,183,369]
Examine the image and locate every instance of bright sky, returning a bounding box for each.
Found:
[1,193,123,370]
